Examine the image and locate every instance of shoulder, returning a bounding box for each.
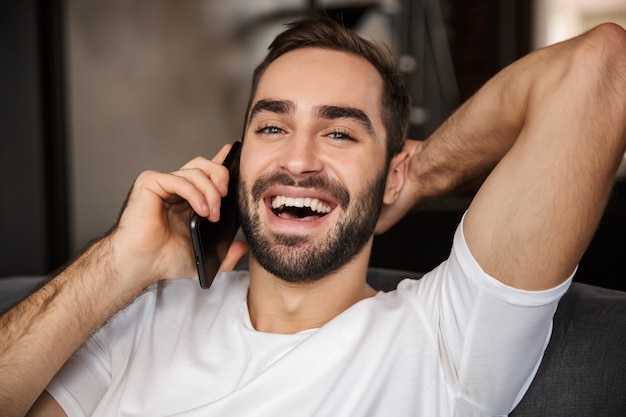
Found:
[104,271,251,334]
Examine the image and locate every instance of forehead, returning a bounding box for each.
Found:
[253,47,385,129]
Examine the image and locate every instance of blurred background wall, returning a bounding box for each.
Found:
[1,0,625,289]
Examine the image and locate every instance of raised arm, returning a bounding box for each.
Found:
[0,145,245,416]
[382,23,626,290]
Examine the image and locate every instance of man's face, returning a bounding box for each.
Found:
[238,47,389,283]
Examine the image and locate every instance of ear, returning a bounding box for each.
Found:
[383,150,410,205]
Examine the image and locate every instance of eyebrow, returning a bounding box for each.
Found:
[247,99,375,135]
[248,99,295,125]
[315,105,374,135]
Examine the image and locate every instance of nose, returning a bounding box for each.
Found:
[278,134,324,177]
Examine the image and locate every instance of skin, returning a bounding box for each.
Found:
[4,146,249,417]
[382,23,626,290]
[239,48,409,333]
[0,22,623,417]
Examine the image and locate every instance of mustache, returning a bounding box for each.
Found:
[249,172,350,210]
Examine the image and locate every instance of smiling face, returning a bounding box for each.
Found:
[238,47,390,283]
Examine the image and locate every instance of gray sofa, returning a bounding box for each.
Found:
[2,270,625,415]
[510,281,626,416]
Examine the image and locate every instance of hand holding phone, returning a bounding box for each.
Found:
[190,141,242,289]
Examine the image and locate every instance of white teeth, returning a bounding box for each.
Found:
[271,196,331,214]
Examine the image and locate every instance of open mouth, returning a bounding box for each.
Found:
[270,195,332,220]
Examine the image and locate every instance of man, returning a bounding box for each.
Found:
[1,17,625,416]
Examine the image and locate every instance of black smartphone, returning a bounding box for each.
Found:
[190,141,242,289]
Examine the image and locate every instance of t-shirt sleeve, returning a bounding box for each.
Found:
[408,214,572,416]
[44,284,164,416]
[45,330,112,417]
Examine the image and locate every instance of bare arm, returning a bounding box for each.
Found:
[464,24,626,289]
[0,237,137,417]
[0,144,244,416]
[380,23,626,290]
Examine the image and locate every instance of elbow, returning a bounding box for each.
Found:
[588,21,626,46]
[564,23,626,170]
[576,23,626,123]
[577,23,626,83]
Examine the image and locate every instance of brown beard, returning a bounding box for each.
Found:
[238,170,387,283]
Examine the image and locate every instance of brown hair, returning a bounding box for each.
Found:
[242,17,410,160]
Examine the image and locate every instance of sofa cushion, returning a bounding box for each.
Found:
[511,282,626,416]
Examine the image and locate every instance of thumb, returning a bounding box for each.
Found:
[218,240,249,272]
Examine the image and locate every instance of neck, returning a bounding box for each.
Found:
[246,244,376,334]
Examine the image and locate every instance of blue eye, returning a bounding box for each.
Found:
[256,125,283,135]
[328,130,353,141]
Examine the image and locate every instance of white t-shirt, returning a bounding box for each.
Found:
[47,221,571,417]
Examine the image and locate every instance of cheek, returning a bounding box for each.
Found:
[334,157,384,188]
[239,145,268,181]
[241,139,283,162]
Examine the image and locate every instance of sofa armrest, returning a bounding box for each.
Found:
[511,282,626,416]
[0,276,48,315]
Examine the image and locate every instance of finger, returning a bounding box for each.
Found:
[212,143,233,165]
[135,170,218,221]
[218,240,249,272]
[180,156,230,197]
[170,167,226,220]
[180,143,232,170]
[404,139,421,153]
[180,139,238,196]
